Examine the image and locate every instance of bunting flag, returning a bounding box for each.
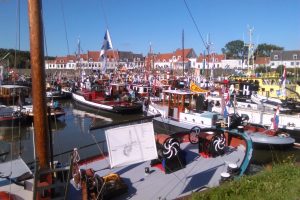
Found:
[190,82,208,93]
[100,29,113,73]
[280,65,286,97]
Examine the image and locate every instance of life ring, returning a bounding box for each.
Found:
[12,111,22,118]
[278,133,289,138]
[0,192,14,200]
[189,126,201,144]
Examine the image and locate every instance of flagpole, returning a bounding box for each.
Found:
[182,29,184,77]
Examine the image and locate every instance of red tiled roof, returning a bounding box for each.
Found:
[144,48,193,63]
[156,53,173,62]
[255,57,270,65]
[174,48,192,57]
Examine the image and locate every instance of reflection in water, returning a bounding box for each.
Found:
[1,100,299,169]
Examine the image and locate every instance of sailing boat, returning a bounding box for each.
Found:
[0,0,61,199]
[71,29,143,114]
[0,1,253,199]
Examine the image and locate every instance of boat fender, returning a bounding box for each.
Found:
[12,111,22,118]
[278,133,289,138]
[189,126,201,144]
[144,99,149,107]
[0,192,14,200]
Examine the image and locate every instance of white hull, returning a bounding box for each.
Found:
[212,106,300,131]
[72,92,113,111]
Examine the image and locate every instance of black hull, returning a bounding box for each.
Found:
[0,116,31,127]
[46,93,72,101]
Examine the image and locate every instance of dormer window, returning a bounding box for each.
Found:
[293,54,298,60]
[274,55,278,60]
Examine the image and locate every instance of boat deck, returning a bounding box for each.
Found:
[71,142,246,200]
[0,158,33,200]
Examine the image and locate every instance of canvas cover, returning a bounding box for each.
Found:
[105,122,158,168]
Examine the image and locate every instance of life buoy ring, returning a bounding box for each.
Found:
[0,192,14,200]
[12,111,22,118]
[278,133,289,138]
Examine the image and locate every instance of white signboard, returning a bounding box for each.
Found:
[105,122,158,168]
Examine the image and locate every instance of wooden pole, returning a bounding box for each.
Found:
[28,0,50,170]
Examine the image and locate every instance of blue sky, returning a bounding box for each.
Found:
[1,0,299,57]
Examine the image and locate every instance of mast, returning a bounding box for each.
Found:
[182,29,184,76]
[28,0,50,170]
[245,26,255,73]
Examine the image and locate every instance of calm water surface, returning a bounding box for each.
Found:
[1,100,300,168]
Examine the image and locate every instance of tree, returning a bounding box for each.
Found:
[276,65,285,76]
[221,40,247,59]
[255,43,283,57]
[255,66,271,73]
[0,48,55,69]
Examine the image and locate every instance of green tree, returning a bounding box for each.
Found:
[255,66,271,73]
[221,40,247,59]
[255,43,283,57]
[276,65,285,76]
[0,48,55,69]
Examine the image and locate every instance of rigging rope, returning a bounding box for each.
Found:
[183,0,208,50]
[100,0,109,29]
[60,0,70,55]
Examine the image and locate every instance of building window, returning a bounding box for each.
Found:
[293,54,298,60]
[291,62,294,66]
[296,62,299,65]
[274,55,278,60]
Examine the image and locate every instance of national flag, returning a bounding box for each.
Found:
[272,106,280,130]
[223,91,230,118]
[280,65,286,96]
[100,29,113,73]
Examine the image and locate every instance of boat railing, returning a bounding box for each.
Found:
[27,139,108,169]
[0,110,16,117]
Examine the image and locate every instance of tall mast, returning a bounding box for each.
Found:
[182,29,184,76]
[28,0,50,170]
[245,26,255,72]
[206,34,211,78]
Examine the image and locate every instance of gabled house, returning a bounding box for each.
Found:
[45,50,144,71]
[270,50,300,68]
[144,48,197,71]
[195,53,225,69]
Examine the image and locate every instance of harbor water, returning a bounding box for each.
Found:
[1,100,300,169]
